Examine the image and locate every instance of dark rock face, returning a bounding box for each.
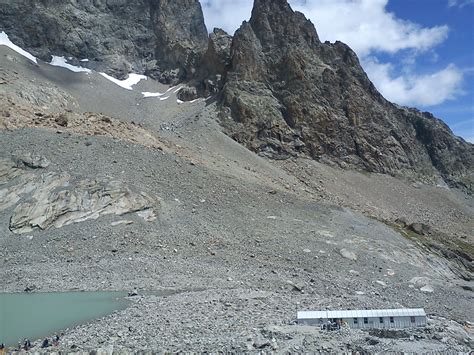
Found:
[0,0,155,78]
[0,0,208,80]
[150,0,208,81]
[220,0,473,188]
[177,86,199,102]
[196,28,233,96]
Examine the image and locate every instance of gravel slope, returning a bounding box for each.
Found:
[1,46,473,353]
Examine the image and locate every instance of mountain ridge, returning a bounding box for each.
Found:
[0,0,472,191]
[217,0,473,190]
[1,2,474,351]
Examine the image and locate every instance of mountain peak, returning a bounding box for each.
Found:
[218,0,473,189]
[0,0,471,189]
[249,0,320,49]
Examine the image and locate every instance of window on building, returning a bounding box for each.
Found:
[410,316,416,323]
[390,317,394,323]
[353,318,358,324]
[364,318,368,324]
[379,317,384,323]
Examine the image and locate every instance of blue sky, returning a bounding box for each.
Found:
[201,0,474,142]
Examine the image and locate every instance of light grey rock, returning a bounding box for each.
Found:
[14,153,50,169]
[0,156,157,234]
[339,248,357,261]
[420,285,434,293]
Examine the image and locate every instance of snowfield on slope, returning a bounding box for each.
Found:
[0,31,37,63]
[49,56,91,73]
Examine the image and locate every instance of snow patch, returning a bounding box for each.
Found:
[80,58,89,62]
[100,72,147,90]
[0,31,37,63]
[50,56,91,73]
[159,96,170,101]
[177,99,184,104]
[142,91,165,98]
[166,85,179,93]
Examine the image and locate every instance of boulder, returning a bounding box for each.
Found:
[420,285,434,293]
[177,87,199,102]
[408,223,431,236]
[339,248,357,261]
[14,153,50,169]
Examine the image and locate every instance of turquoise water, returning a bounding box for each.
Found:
[0,291,128,347]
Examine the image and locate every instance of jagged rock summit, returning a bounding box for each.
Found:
[219,0,473,188]
[0,0,472,189]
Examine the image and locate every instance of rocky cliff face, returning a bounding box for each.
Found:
[0,0,208,80]
[0,0,472,188]
[195,28,233,96]
[219,0,473,188]
[150,0,208,82]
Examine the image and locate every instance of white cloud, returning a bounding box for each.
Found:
[201,0,463,108]
[202,0,449,56]
[448,0,474,7]
[363,59,463,106]
[201,0,253,34]
[290,0,449,57]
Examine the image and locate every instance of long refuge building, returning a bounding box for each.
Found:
[297,308,427,329]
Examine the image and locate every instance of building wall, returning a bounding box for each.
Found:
[299,316,426,329]
[346,316,426,329]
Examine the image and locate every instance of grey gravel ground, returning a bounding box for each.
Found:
[1,46,473,353]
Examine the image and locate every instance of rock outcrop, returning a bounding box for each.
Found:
[219,0,473,188]
[0,0,208,80]
[196,28,233,97]
[0,156,158,234]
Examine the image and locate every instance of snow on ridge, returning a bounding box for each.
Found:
[0,31,37,63]
[100,72,147,90]
[50,56,91,73]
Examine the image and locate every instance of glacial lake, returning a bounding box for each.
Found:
[0,291,128,347]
